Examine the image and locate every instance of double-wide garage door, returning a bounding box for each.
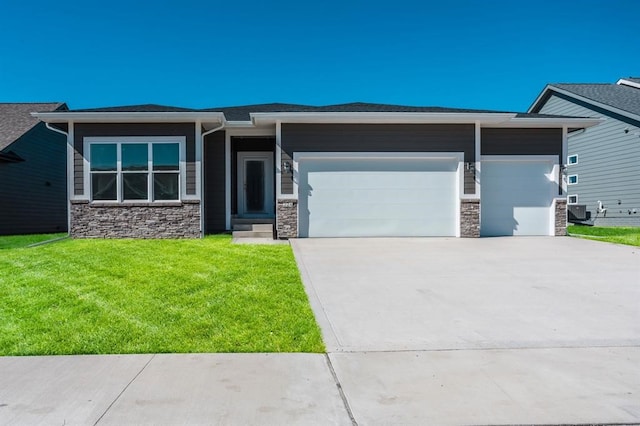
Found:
[298,156,460,237]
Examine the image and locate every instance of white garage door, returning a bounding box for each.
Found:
[481,159,557,236]
[297,155,460,237]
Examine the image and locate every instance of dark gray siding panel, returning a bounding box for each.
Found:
[481,128,562,159]
[204,131,226,233]
[0,123,68,235]
[74,123,196,196]
[282,123,476,194]
[281,150,293,194]
[73,152,83,195]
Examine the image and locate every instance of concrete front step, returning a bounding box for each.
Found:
[232,223,274,232]
[232,230,274,238]
[231,217,275,225]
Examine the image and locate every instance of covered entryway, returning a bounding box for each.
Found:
[296,153,462,237]
[480,156,558,236]
[237,152,274,217]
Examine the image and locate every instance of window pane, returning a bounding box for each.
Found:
[122,144,148,171]
[123,173,148,200]
[92,173,117,200]
[153,143,179,171]
[153,173,179,200]
[91,144,116,171]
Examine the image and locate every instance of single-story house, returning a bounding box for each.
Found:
[0,103,68,235]
[529,77,640,226]
[32,103,600,239]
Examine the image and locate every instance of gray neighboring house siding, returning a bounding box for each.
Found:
[0,108,67,235]
[536,94,640,226]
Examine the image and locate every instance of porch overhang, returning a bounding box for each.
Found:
[31,111,226,127]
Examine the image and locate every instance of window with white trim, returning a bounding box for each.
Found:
[567,154,578,165]
[89,141,181,202]
[568,194,578,204]
[568,174,578,185]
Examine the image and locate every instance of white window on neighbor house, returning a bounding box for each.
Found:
[568,174,578,185]
[568,194,578,204]
[88,139,183,202]
[567,154,578,165]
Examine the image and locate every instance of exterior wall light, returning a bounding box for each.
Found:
[283,161,292,174]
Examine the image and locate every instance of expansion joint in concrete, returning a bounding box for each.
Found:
[325,354,358,426]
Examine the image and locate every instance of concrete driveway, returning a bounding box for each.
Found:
[292,237,640,424]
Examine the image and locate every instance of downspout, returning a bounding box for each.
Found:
[45,122,72,237]
[200,121,226,236]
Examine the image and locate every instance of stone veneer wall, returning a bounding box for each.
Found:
[276,199,298,239]
[460,198,480,238]
[70,200,200,238]
[554,198,567,236]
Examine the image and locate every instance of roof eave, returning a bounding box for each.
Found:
[31,111,226,124]
[250,112,517,125]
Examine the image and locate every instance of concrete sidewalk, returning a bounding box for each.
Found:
[0,353,351,425]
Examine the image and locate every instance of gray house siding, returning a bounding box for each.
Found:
[0,123,67,235]
[281,123,476,195]
[538,95,640,226]
[204,131,226,233]
[73,123,197,197]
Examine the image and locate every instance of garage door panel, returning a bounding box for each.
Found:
[299,157,459,238]
[481,161,555,236]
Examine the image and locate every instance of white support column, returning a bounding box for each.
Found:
[225,132,231,230]
[67,121,75,233]
[475,120,481,197]
[195,121,204,236]
[275,120,282,197]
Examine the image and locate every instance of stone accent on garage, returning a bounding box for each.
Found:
[460,198,480,238]
[70,199,201,238]
[276,199,298,239]
[554,198,568,236]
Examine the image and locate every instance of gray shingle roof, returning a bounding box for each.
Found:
[205,102,514,121]
[70,104,199,112]
[0,103,66,151]
[551,82,640,117]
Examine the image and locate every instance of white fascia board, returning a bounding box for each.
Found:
[32,111,225,124]
[483,117,603,128]
[529,86,640,123]
[251,112,516,125]
[617,78,640,89]
[527,84,553,112]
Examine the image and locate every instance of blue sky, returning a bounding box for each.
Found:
[1,0,638,112]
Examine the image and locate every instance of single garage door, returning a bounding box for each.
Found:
[481,159,557,236]
[298,155,460,237]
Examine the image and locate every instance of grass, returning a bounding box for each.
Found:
[567,225,640,247]
[0,233,68,249]
[0,235,324,355]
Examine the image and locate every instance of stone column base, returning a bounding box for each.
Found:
[276,199,298,239]
[554,198,567,236]
[460,198,480,238]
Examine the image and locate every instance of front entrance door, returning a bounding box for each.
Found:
[237,152,274,216]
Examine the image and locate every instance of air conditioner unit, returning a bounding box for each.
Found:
[567,204,587,221]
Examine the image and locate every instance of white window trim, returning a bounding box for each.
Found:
[568,194,578,204]
[568,174,578,185]
[567,154,578,165]
[83,136,186,203]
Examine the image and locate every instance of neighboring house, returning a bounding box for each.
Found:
[33,103,599,239]
[529,78,640,226]
[0,103,68,235]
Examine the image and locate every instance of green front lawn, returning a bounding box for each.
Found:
[568,225,640,247]
[0,235,324,355]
